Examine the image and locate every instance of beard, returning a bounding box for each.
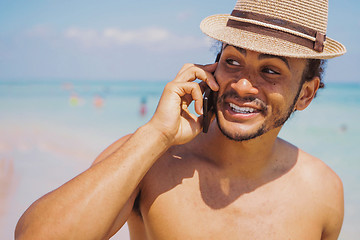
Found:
[215,85,303,142]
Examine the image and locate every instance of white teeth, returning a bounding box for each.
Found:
[229,103,256,113]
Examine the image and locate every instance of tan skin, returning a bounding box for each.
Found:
[15,46,343,240]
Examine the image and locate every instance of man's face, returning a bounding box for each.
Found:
[213,45,308,141]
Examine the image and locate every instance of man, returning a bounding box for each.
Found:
[15,0,346,239]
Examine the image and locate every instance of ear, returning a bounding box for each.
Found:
[295,77,320,111]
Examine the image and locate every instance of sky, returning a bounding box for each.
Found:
[0,0,359,82]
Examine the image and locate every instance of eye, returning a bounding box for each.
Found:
[225,58,241,66]
[262,67,280,75]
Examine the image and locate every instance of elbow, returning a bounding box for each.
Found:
[15,219,35,240]
[15,225,55,240]
[15,215,27,240]
[15,215,50,240]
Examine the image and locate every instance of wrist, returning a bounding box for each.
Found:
[140,121,175,147]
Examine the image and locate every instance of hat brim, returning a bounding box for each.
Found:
[200,14,346,59]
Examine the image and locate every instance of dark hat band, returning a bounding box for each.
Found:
[227,10,326,52]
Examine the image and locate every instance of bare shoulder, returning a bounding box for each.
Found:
[296,148,344,239]
[297,149,343,195]
[277,139,344,238]
[278,138,343,193]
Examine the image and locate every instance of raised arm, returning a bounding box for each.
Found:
[15,63,218,240]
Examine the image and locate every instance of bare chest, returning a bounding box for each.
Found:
[138,170,324,240]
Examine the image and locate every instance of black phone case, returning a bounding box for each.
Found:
[203,88,214,133]
[203,52,221,133]
[202,52,220,133]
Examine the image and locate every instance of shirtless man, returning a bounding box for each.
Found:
[15,0,346,239]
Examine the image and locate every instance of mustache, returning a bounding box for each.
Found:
[217,90,268,113]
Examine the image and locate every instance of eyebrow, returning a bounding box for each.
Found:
[223,44,247,56]
[258,54,290,70]
[223,44,290,70]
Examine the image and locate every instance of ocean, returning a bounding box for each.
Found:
[0,80,359,239]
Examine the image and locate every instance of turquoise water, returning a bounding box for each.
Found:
[0,80,359,239]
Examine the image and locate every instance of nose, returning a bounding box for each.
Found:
[231,78,259,97]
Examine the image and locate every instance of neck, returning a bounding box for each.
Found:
[199,121,282,178]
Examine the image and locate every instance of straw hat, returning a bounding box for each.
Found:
[200,0,346,59]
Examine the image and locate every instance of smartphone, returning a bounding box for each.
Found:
[202,52,220,133]
[202,87,215,133]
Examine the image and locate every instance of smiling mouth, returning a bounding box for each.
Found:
[229,103,258,114]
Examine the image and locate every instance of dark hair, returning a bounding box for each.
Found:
[301,59,327,89]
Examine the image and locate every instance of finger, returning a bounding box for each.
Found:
[178,62,217,74]
[198,81,207,93]
[196,62,218,73]
[195,62,219,91]
[173,64,203,83]
[176,82,203,115]
[183,111,202,130]
[182,93,194,107]
[174,63,219,92]
[175,63,196,78]
[174,111,203,145]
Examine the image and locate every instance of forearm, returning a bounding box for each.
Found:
[15,123,170,240]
